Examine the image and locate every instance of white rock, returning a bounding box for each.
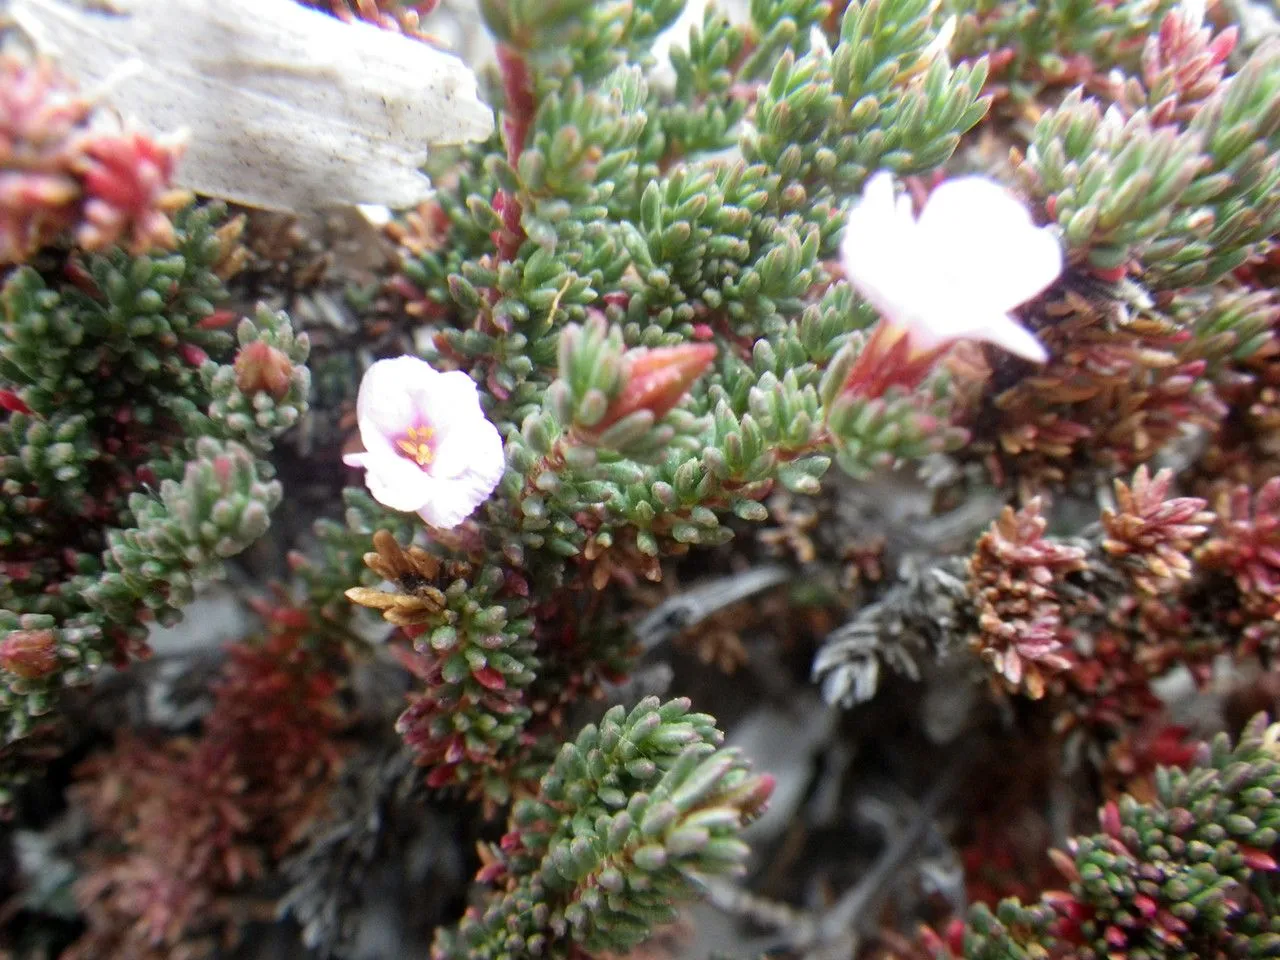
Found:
[728,695,837,844]
[11,0,495,212]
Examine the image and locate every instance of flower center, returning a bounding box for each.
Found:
[395,424,437,467]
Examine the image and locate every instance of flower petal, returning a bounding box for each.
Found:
[916,176,1062,311]
[416,369,485,447]
[417,471,493,528]
[355,447,435,513]
[420,368,482,412]
[840,171,922,324]
[432,415,505,484]
[952,312,1049,363]
[356,356,433,437]
[427,418,506,528]
[996,224,1064,309]
[917,176,1034,250]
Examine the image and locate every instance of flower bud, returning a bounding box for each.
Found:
[596,343,717,431]
[836,321,947,401]
[234,340,295,399]
[0,629,59,679]
[0,390,32,414]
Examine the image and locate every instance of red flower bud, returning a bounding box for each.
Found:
[723,771,776,824]
[1104,925,1128,948]
[212,455,234,485]
[234,340,294,399]
[179,342,209,367]
[0,390,31,414]
[198,309,238,330]
[1241,845,1278,871]
[473,665,507,691]
[75,129,187,254]
[0,629,59,679]
[596,343,717,429]
[1101,799,1123,839]
[475,858,507,885]
[917,924,947,957]
[989,47,1016,73]
[425,763,457,788]
[838,320,948,400]
[1133,893,1158,917]
[1209,26,1238,63]
[1093,263,1128,283]
[1049,847,1081,883]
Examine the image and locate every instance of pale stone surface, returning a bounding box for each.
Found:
[145,587,251,657]
[11,0,494,212]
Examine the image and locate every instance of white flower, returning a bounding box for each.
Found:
[840,171,1063,363]
[343,356,505,529]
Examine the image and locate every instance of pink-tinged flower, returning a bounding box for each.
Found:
[343,356,505,529]
[838,171,1062,397]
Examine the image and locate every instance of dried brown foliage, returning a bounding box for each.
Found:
[346,528,457,626]
[968,499,1087,699]
[981,287,1222,492]
[1101,466,1214,595]
[1198,477,1280,655]
[67,606,343,958]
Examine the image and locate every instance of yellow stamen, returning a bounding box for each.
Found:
[395,424,436,466]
